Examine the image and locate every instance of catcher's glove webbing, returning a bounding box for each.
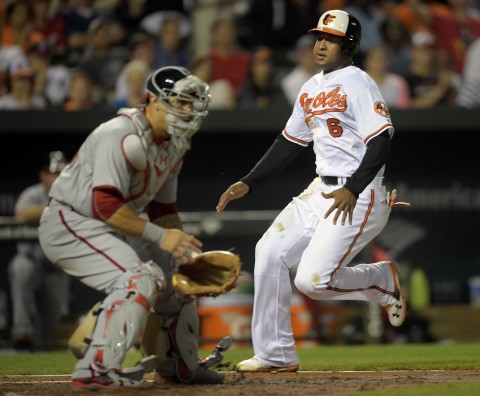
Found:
[172,250,242,297]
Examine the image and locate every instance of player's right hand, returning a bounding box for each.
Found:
[216,181,250,212]
[160,229,203,263]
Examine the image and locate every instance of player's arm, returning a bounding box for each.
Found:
[216,134,305,212]
[93,187,202,261]
[148,160,183,230]
[343,130,391,198]
[322,131,391,225]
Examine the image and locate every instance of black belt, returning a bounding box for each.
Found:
[321,176,348,185]
[320,176,385,186]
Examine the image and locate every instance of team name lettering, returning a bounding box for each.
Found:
[300,87,347,124]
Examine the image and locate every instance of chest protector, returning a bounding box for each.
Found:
[118,108,189,212]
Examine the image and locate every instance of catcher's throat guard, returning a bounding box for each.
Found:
[172,250,242,297]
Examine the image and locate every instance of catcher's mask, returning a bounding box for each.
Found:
[140,66,211,139]
[308,9,362,57]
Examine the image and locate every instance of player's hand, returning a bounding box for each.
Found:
[160,229,203,263]
[216,182,250,212]
[322,187,357,225]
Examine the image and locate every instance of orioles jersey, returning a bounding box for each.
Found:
[283,65,394,177]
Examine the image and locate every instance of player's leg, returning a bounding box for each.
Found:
[131,238,224,384]
[294,184,405,325]
[7,251,39,349]
[39,206,165,390]
[238,179,320,371]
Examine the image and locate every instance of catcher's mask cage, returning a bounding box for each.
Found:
[142,66,211,139]
[308,9,362,57]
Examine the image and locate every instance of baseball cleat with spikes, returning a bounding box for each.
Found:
[385,262,406,327]
[71,369,147,391]
[236,356,299,373]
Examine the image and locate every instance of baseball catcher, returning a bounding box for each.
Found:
[68,249,241,383]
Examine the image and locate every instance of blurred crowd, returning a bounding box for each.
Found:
[1,0,480,112]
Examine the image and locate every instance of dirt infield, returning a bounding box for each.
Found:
[1,370,480,395]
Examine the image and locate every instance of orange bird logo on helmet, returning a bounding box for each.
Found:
[323,14,336,25]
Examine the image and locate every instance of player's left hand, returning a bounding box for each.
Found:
[322,187,357,225]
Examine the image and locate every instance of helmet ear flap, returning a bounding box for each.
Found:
[341,13,361,57]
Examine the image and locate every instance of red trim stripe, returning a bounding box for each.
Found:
[58,210,127,273]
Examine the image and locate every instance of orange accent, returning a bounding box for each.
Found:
[327,118,343,138]
[323,14,337,25]
[197,298,317,350]
[374,101,391,117]
[327,189,375,291]
[283,129,309,146]
[300,87,347,124]
[305,108,346,124]
[364,124,393,143]
[308,27,345,37]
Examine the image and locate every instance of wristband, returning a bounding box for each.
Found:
[141,222,165,244]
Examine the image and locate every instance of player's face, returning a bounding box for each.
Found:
[313,32,349,73]
[169,97,194,122]
[146,97,169,136]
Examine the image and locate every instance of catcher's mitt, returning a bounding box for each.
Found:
[172,250,242,297]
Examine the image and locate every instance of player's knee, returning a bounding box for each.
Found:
[294,270,329,299]
[124,264,166,309]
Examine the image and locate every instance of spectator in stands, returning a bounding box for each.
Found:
[59,0,98,65]
[404,0,480,76]
[0,0,38,54]
[403,31,457,108]
[63,71,96,111]
[31,0,67,58]
[77,17,129,104]
[380,16,413,77]
[153,16,189,69]
[0,41,23,97]
[8,151,70,350]
[111,59,149,110]
[207,17,250,97]
[344,0,385,64]
[115,32,156,101]
[457,36,480,107]
[237,46,289,109]
[189,53,236,109]
[240,0,307,50]
[363,46,411,109]
[0,55,47,110]
[281,34,319,106]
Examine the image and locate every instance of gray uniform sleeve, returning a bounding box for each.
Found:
[91,132,131,198]
[153,160,183,204]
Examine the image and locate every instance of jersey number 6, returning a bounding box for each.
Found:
[327,118,343,138]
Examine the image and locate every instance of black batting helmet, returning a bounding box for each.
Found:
[308,10,362,57]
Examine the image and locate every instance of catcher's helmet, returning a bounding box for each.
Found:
[308,10,362,57]
[140,66,211,139]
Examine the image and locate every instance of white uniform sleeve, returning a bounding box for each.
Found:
[351,89,394,144]
[282,93,313,147]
